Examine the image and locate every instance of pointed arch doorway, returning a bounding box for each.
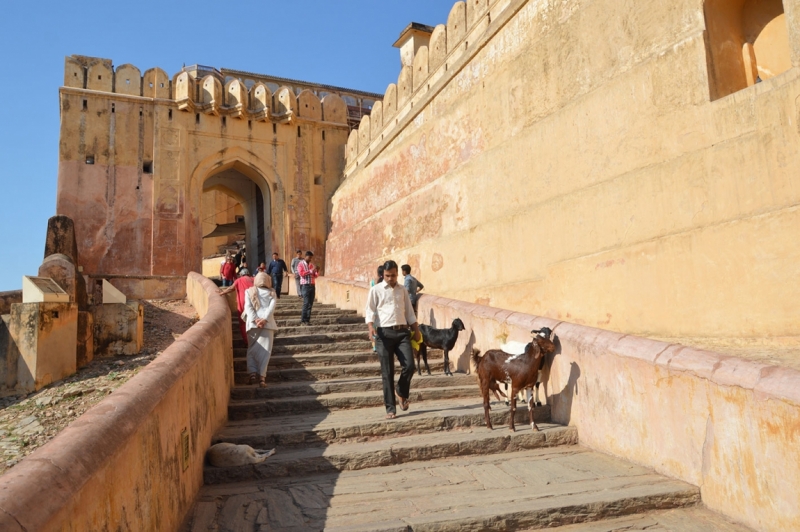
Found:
[199,161,275,273]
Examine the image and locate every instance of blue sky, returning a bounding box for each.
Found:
[0,0,455,292]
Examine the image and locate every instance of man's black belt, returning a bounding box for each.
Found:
[381,325,409,331]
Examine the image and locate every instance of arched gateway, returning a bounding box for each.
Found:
[56,57,379,299]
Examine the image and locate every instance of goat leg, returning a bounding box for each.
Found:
[414,346,421,376]
[509,387,517,432]
[422,344,431,375]
[443,350,452,376]
[527,388,540,432]
[480,378,494,430]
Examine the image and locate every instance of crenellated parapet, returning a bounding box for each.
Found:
[346,0,512,170]
[63,55,357,126]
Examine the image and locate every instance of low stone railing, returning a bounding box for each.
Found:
[0,273,232,532]
[316,276,800,532]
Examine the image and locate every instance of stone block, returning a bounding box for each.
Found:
[93,301,144,356]
[0,315,21,395]
[7,302,78,392]
[0,290,21,315]
[77,311,93,368]
[38,254,89,310]
[43,215,79,264]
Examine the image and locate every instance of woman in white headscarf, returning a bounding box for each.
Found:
[243,272,278,387]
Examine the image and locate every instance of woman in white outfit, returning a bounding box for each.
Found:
[243,272,279,387]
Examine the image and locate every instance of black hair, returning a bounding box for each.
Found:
[401,264,411,274]
[383,260,398,272]
[272,252,278,256]
[377,265,385,282]
[296,249,302,253]
[305,251,314,257]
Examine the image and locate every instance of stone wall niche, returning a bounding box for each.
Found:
[704,0,793,99]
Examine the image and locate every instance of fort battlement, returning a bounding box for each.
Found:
[63,55,383,126]
[346,0,511,171]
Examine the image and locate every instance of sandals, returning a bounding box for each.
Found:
[259,376,267,388]
[395,393,410,411]
[385,413,396,420]
[248,373,258,385]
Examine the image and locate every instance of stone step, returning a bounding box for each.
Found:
[214,398,550,448]
[230,374,474,400]
[279,323,366,335]
[276,315,364,327]
[237,339,373,356]
[233,359,452,384]
[191,447,701,531]
[525,507,754,532]
[272,308,357,319]
[228,386,478,419]
[272,330,369,346]
[204,423,576,484]
[232,347,446,371]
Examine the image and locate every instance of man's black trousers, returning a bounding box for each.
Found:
[301,284,315,323]
[376,327,416,415]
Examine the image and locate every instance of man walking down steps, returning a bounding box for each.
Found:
[366,260,422,420]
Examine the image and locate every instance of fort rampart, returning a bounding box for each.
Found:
[58,56,366,299]
[327,0,800,343]
[0,273,231,531]
[316,275,800,532]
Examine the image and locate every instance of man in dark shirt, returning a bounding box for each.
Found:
[267,252,289,298]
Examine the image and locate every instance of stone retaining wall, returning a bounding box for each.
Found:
[316,276,800,532]
[0,273,232,531]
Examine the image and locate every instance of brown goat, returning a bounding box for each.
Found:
[472,328,556,432]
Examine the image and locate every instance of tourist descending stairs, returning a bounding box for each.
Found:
[184,299,752,531]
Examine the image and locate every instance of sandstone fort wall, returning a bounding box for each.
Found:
[326,0,800,343]
[0,273,231,531]
[317,275,800,532]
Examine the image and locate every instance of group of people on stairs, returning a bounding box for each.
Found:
[219,249,319,388]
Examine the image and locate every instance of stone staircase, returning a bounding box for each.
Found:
[184,298,751,531]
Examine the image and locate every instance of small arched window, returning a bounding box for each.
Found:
[704,0,792,99]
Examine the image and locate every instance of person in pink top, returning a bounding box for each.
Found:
[295,251,320,325]
[219,267,254,346]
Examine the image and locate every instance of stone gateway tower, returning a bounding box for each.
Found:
[57,56,379,299]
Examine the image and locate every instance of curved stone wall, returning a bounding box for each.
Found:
[0,273,232,531]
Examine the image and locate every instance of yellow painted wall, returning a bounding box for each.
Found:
[327,0,800,342]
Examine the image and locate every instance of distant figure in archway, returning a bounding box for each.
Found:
[267,253,289,299]
[291,250,303,298]
[221,256,236,287]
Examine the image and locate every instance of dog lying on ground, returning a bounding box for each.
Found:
[207,443,276,467]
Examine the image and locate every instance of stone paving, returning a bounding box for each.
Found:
[184,298,753,531]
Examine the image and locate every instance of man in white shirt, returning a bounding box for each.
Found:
[366,260,422,419]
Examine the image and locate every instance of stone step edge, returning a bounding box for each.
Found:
[203,424,576,484]
[216,403,551,447]
[323,482,701,532]
[229,375,475,398]
[228,385,477,407]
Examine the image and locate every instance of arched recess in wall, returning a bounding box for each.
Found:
[188,148,283,272]
[704,0,793,99]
